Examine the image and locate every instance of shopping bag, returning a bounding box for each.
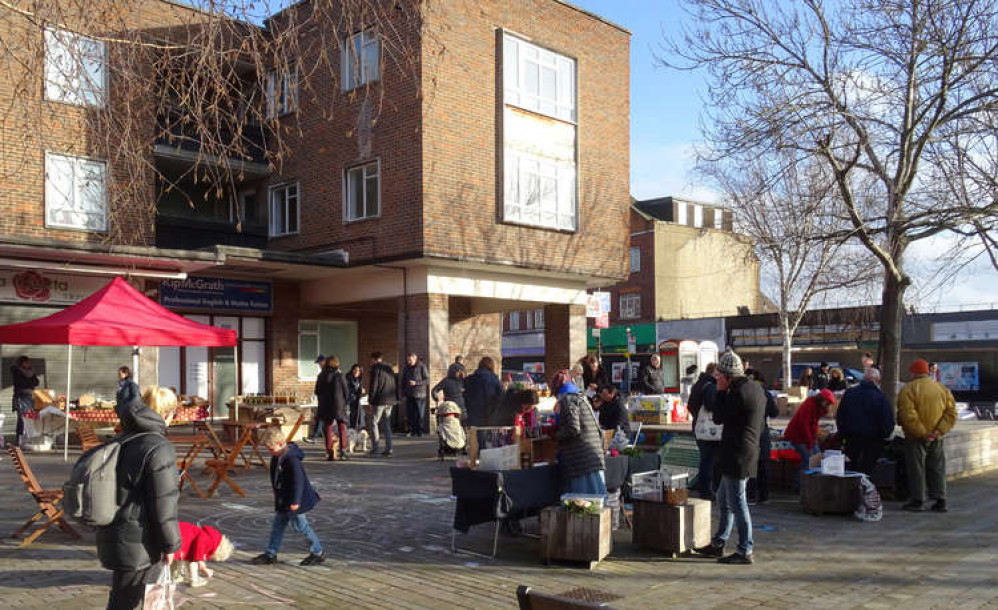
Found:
[694,409,723,441]
[143,564,175,610]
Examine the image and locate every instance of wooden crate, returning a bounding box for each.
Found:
[801,473,861,515]
[632,498,711,556]
[539,507,612,569]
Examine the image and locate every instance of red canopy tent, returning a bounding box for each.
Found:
[0,277,237,459]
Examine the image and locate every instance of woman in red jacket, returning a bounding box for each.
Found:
[784,389,836,488]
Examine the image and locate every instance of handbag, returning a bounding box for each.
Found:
[694,408,723,441]
[143,564,176,610]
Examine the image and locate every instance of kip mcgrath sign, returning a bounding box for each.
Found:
[159,277,272,314]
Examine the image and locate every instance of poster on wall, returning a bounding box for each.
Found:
[938,362,979,392]
[611,362,640,385]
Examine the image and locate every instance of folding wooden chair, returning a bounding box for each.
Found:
[6,445,81,546]
[196,421,254,472]
[76,422,101,453]
[203,427,252,499]
[176,434,208,500]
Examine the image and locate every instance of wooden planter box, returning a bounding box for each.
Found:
[801,473,861,515]
[632,498,711,556]
[539,507,612,569]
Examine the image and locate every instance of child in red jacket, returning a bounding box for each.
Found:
[171,522,234,587]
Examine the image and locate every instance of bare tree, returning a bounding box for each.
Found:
[708,154,878,390]
[662,0,998,401]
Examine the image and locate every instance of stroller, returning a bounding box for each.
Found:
[437,401,467,460]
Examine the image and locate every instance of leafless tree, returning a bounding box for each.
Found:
[662,0,998,400]
[0,0,422,243]
[707,154,878,390]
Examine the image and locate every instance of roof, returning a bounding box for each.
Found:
[0,277,237,346]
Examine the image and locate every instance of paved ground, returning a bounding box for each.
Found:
[2,437,997,609]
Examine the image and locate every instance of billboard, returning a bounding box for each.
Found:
[938,362,979,392]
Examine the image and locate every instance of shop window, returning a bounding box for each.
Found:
[509,312,520,332]
[503,34,576,123]
[630,246,641,273]
[241,317,266,394]
[620,293,641,320]
[45,152,108,232]
[298,320,358,381]
[266,67,298,118]
[342,29,380,91]
[269,182,299,236]
[345,161,380,221]
[44,27,106,107]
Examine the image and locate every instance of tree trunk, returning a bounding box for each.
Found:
[781,314,793,391]
[878,273,908,408]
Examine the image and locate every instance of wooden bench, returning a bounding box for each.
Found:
[6,445,80,546]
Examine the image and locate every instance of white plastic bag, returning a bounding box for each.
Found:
[694,409,723,441]
[820,450,845,476]
[143,563,175,610]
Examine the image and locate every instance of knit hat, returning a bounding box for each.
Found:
[549,369,573,393]
[909,359,930,376]
[716,350,745,378]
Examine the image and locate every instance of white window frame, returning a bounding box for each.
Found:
[266,67,298,118]
[620,293,641,320]
[44,152,108,232]
[503,34,576,123]
[344,160,380,222]
[503,148,577,232]
[509,312,520,332]
[693,204,704,228]
[630,246,641,273]
[534,308,545,329]
[44,27,106,107]
[268,182,300,237]
[342,29,380,91]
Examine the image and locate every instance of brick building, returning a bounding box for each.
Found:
[0,0,630,411]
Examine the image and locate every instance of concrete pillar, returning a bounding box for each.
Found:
[544,303,587,381]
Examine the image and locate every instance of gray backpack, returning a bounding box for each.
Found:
[63,433,154,527]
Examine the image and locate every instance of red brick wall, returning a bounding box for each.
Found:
[421,1,631,282]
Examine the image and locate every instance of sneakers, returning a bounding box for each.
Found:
[381,449,393,457]
[302,437,315,445]
[300,551,326,566]
[718,552,754,565]
[250,553,278,565]
[694,542,724,558]
[902,501,925,512]
[931,499,948,513]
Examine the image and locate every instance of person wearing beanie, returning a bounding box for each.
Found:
[784,388,837,488]
[550,369,606,496]
[896,358,957,512]
[694,350,765,565]
[171,522,234,587]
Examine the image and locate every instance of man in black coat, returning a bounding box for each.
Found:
[98,397,181,609]
[695,351,765,565]
[366,352,398,457]
[596,385,630,434]
[401,353,430,437]
[463,357,502,427]
[10,356,38,446]
[637,354,666,394]
[836,367,895,475]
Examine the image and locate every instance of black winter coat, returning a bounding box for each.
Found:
[836,380,895,441]
[315,367,349,421]
[583,366,609,391]
[401,361,430,399]
[346,374,364,412]
[96,400,181,571]
[556,392,605,479]
[464,367,502,427]
[713,377,766,479]
[11,365,38,413]
[368,362,398,406]
[116,379,139,409]
[270,443,320,514]
[432,366,466,410]
[598,395,630,434]
[758,382,779,461]
[637,364,665,395]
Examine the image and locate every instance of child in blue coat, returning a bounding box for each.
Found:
[251,427,324,566]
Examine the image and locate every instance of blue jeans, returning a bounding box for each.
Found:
[712,475,753,555]
[695,439,719,495]
[265,511,323,557]
[406,396,427,436]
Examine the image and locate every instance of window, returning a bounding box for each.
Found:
[504,149,576,231]
[676,201,688,225]
[269,182,299,236]
[298,320,358,380]
[345,161,380,221]
[45,153,108,231]
[630,246,641,273]
[620,293,641,320]
[533,308,545,329]
[693,205,703,228]
[342,29,380,91]
[503,34,576,122]
[509,312,521,331]
[44,28,106,107]
[266,68,298,118]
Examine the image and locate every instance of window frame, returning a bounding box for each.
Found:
[44,151,109,232]
[502,33,577,124]
[342,29,381,91]
[629,246,641,273]
[268,181,301,237]
[619,293,641,320]
[503,147,577,232]
[343,160,381,223]
[533,308,545,329]
[509,311,521,332]
[43,27,107,108]
[266,67,298,118]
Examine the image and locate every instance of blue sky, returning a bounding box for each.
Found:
[571,0,998,309]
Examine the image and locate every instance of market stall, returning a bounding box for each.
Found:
[0,277,237,459]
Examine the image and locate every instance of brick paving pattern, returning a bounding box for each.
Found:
[1,438,996,609]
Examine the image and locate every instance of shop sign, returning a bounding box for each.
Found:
[595,313,609,329]
[159,277,272,313]
[0,269,111,306]
[938,362,979,391]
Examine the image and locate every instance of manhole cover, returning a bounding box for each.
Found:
[557,587,623,603]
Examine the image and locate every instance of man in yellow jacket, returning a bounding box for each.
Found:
[896,359,957,513]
